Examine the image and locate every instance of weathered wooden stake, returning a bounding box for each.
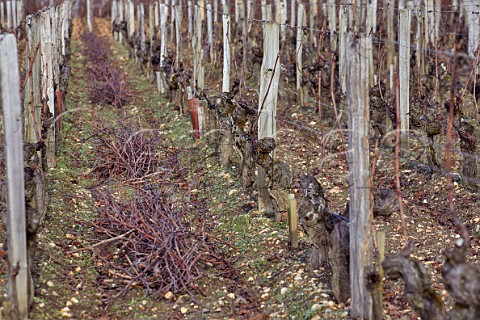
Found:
[327,0,336,51]
[222,13,231,92]
[154,2,159,29]
[139,4,146,55]
[296,4,305,105]
[214,0,219,25]
[467,1,480,60]
[188,0,193,38]
[366,3,376,85]
[6,0,12,29]
[192,5,202,89]
[399,9,411,151]
[11,0,16,27]
[290,0,295,28]
[87,0,93,32]
[127,0,135,39]
[175,4,182,68]
[386,0,394,79]
[425,0,434,46]
[170,0,176,43]
[339,5,347,94]
[158,3,167,94]
[118,1,124,43]
[257,22,280,213]
[207,3,214,62]
[148,4,154,78]
[309,0,317,46]
[279,0,286,41]
[346,34,380,319]
[1,33,29,320]
[112,0,118,40]
[1,2,4,29]
[41,9,56,168]
[288,194,298,248]
[416,8,425,85]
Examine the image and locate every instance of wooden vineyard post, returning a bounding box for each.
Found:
[12,0,18,28]
[136,5,141,62]
[188,1,193,38]
[7,0,12,29]
[327,0,336,51]
[257,22,280,214]
[296,4,305,105]
[279,0,286,42]
[339,5,347,94]
[175,4,182,69]
[288,194,298,248]
[139,4,146,58]
[154,2,159,30]
[87,0,93,32]
[222,13,230,92]
[192,5,202,90]
[1,33,29,320]
[52,7,61,129]
[425,0,434,46]
[112,0,118,40]
[1,2,4,29]
[386,0,394,88]
[157,3,167,94]
[41,9,56,168]
[346,34,381,319]
[118,0,124,43]
[377,230,386,304]
[170,0,175,44]
[213,0,218,25]
[62,1,71,57]
[467,1,480,61]
[309,0,317,47]
[247,0,252,32]
[207,3,213,63]
[260,0,267,21]
[24,14,41,145]
[11,0,16,28]
[366,2,376,86]
[17,1,23,27]
[434,0,441,45]
[346,0,353,31]
[235,0,244,35]
[416,8,425,88]
[127,0,135,39]
[148,4,154,78]
[399,9,411,152]
[290,0,295,29]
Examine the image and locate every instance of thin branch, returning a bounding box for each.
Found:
[68,230,135,254]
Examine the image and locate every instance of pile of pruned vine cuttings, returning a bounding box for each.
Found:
[81,32,132,108]
[85,119,236,301]
[89,120,167,183]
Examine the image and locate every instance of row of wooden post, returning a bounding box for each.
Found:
[1,2,73,319]
[0,0,24,29]
[114,0,480,152]
[24,1,73,167]
[1,33,28,320]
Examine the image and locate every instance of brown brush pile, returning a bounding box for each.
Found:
[87,119,235,301]
[90,120,166,183]
[81,33,131,108]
